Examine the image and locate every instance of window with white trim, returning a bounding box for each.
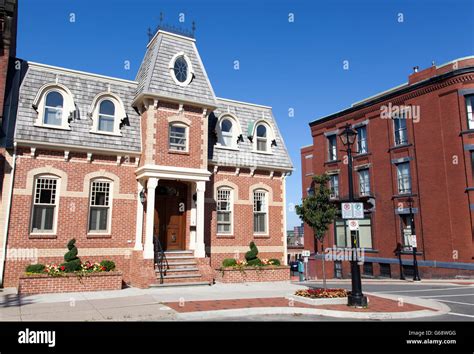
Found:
[221,119,234,147]
[88,180,111,233]
[217,188,232,234]
[31,177,58,233]
[98,99,115,133]
[253,190,267,234]
[358,169,370,196]
[256,124,268,152]
[169,124,187,151]
[327,135,337,161]
[396,162,411,194]
[33,84,75,130]
[356,126,368,154]
[466,95,474,130]
[393,117,408,145]
[43,91,64,126]
[329,174,339,199]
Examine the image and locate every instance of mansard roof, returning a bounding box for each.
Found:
[14,62,142,154]
[135,30,217,108]
[208,98,293,171]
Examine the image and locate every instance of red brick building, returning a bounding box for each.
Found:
[0,25,292,288]
[301,57,474,279]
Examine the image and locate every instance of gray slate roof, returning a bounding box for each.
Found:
[14,63,142,153]
[208,98,293,171]
[135,31,217,107]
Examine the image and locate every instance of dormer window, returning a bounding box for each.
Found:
[98,99,115,133]
[215,113,242,150]
[44,91,64,126]
[256,124,267,151]
[89,92,126,136]
[169,52,194,87]
[33,83,75,130]
[221,119,233,146]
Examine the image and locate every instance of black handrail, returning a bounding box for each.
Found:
[154,237,169,284]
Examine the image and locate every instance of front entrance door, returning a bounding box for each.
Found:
[154,181,187,251]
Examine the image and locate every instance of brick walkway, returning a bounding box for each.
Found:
[164,295,432,313]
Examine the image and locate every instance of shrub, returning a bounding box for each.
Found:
[100,260,116,272]
[245,242,259,262]
[222,258,237,267]
[26,264,46,273]
[246,258,262,267]
[63,239,81,272]
[269,259,281,266]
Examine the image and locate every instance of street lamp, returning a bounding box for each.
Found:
[139,189,146,204]
[338,123,368,307]
[407,197,421,281]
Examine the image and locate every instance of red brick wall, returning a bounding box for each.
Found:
[302,58,474,277]
[205,169,285,268]
[216,266,290,283]
[18,272,123,295]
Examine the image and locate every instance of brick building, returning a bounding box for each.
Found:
[0,26,292,288]
[301,57,474,279]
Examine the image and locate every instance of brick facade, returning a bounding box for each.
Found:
[216,266,290,283]
[301,58,474,280]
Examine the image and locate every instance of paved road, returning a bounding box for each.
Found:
[215,281,474,321]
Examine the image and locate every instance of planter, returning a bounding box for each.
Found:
[288,294,348,305]
[216,266,290,283]
[19,271,123,295]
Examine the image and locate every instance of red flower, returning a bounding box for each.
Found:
[101,266,106,271]
[60,266,65,271]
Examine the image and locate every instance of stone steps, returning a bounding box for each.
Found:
[154,250,211,286]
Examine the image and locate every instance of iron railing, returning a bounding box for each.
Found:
[154,238,169,284]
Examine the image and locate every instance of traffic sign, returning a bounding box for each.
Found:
[341,202,364,219]
[302,250,310,257]
[409,235,417,248]
[348,220,359,231]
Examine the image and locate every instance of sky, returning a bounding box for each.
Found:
[17,0,474,229]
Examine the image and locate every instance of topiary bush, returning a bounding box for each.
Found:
[269,259,281,266]
[63,239,81,272]
[100,260,116,272]
[26,264,46,273]
[245,242,259,262]
[247,258,263,267]
[222,258,237,267]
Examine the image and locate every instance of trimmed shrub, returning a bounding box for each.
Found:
[245,242,259,261]
[222,258,237,267]
[269,259,281,266]
[63,239,81,272]
[26,264,46,273]
[100,260,116,272]
[247,258,262,267]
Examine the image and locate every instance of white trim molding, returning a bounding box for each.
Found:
[32,83,75,130]
[168,51,194,87]
[88,91,127,136]
[136,164,211,182]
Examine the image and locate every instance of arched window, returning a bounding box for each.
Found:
[217,187,233,234]
[256,124,268,152]
[253,189,268,234]
[43,91,64,126]
[221,119,233,146]
[88,179,112,233]
[174,56,188,83]
[98,99,115,133]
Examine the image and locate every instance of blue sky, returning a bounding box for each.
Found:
[18,0,474,228]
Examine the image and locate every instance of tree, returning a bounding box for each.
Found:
[295,174,337,289]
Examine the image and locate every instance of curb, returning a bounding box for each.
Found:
[174,293,451,320]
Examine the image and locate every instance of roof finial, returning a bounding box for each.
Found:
[147,27,153,42]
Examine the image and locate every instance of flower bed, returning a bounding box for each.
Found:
[216,265,290,283]
[291,288,349,305]
[18,271,123,295]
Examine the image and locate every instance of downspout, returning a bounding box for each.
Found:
[0,141,17,287]
[282,172,289,265]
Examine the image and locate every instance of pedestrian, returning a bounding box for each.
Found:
[298,257,305,281]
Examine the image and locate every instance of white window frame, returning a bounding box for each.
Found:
[358,169,371,196]
[393,115,408,146]
[396,162,412,194]
[253,189,268,235]
[356,125,368,154]
[168,52,194,87]
[252,121,274,154]
[215,113,242,150]
[33,83,75,130]
[329,174,339,199]
[89,93,126,136]
[466,95,474,130]
[168,123,189,152]
[30,175,60,235]
[327,135,337,161]
[216,188,233,235]
[87,179,113,235]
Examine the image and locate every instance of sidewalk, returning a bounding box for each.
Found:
[0,281,451,321]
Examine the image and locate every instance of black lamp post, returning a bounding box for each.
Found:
[339,123,368,307]
[407,197,421,281]
[139,189,146,204]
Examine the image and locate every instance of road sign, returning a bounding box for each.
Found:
[409,235,417,248]
[348,220,359,231]
[303,257,308,263]
[341,202,364,219]
[302,250,310,257]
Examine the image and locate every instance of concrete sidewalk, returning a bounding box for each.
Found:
[0,281,452,321]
